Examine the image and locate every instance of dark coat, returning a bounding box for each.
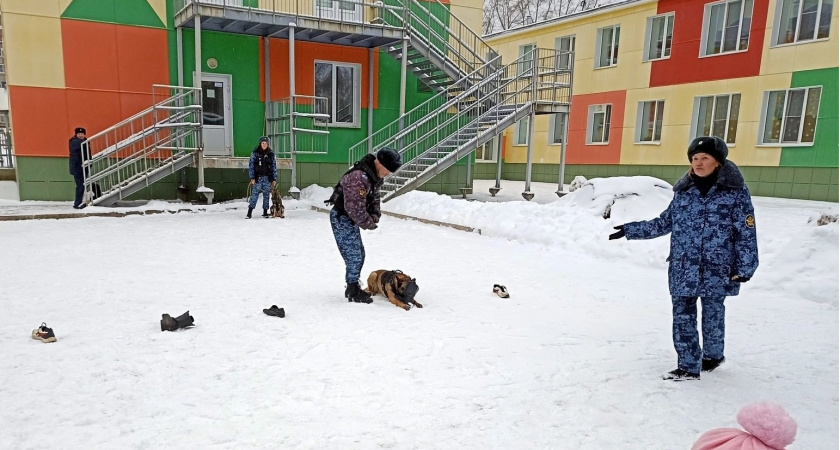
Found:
[69,136,85,176]
[623,161,759,297]
[248,147,277,182]
[331,154,382,230]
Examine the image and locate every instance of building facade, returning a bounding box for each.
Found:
[485,0,839,201]
[1,0,484,202]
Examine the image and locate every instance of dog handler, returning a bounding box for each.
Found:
[326,148,401,303]
[247,136,277,219]
[609,136,758,381]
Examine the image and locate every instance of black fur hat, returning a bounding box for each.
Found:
[74,127,86,135]
[688,136,728,163]
[376,147,402,173]
[258,136,269,144]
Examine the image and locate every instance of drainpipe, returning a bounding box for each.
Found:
[264,36,271,137]
[490,135,502,196]
[368,48,374,155]
[556,112,569,197]
[194,15,213,204]
[288,23,300,199]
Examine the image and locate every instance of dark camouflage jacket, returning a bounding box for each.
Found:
[332,154,382,230]
[624,161,759,296]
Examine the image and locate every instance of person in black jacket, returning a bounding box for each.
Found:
[69,127,87,209]
[247,136,277,219]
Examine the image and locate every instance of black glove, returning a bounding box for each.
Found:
[730,275,751,283]
[371,213,380,224]
[609,225,626,240]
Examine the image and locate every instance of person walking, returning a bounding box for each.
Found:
[326,148,402,303]
[69,127,87,209]
[609,136,758,381]
[247,136,277,219]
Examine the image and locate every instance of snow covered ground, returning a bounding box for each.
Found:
[0,178,837,449]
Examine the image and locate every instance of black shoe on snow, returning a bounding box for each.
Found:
[263,305,285,317]
[31,322,57,343]
[262,209,270,218]
[662,368,700,381]
[246,207,254,219]
[161,311,194,331]
[346,283,373,304]
[701,357,725,372]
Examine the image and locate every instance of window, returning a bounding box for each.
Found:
[518,44,536,74]
[692,94,741,144]
[555,35,575,70]
[644,13,674,61]
[595,26,620,68]
[774,0,833,45]
[636,100,665,143]
[586,104,612,144]
[514,117,529,145]
[476,136,498,162]
[548,113,568,145]
[314,61,360,126]
[701,0,754,56]
[760,87,821,144]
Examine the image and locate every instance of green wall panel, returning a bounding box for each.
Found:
[781,68,839,167]
[63,0,165,28]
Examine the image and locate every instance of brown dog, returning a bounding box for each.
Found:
[365,270,422,311]
[270,187,284,218]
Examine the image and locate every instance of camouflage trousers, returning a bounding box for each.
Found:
[672,295,726,373]
[249,176,271,210]
[330,208,365,284]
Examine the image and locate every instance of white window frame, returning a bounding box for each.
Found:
[514,117,529,146]
[771,0,834,46]
[476,136,499,163]
[555,35,576,70]
[518,43,536,75]
[594,25,620,69]
[635,100,665,144]
[758,86,822,146]
[314,60,361,128]
[548,113,568,145]
[586,104,612,145]
[644,13,675,61]
[700,0,754,57]
[690,93,742,145]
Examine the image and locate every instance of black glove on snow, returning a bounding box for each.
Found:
[609,225,626,240]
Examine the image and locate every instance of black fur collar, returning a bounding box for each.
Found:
[673,160,745,192]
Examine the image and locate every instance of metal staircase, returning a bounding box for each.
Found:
[81,85,203,206]
[349,48,571,201]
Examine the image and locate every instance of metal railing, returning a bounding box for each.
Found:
[173,0,404,28]
[266,95,330,159]
[0,127,12,168]
[81,85,203,205]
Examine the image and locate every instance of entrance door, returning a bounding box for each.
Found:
[315,0,362,22]
[200,74,233,156]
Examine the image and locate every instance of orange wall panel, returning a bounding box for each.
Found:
[9,86,70,157]
[119,92,154,119]
[566,90,626,165]
[62,19,119,91]
[260,39,376,108]
[65,88,122,139]
[115,25,170,93]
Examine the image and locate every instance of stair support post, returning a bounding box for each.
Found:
[491,135,502,196]
[288,23,300,199]
[194,15,212,203]
[557,112,569,198]
[398,36,408,151]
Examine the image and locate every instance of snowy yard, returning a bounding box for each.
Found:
[0,179,837,449]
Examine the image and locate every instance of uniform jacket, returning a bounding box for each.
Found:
[249,147,277,182]
[69,136,85,176]
[623,161,759,297]
[331,154,382,230]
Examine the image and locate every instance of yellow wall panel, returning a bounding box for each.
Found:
[59,0,74,14]
[1,0,62,17]
[148,0,168,25]
[3,13,65,88]
[620,75,791,166]
[761,0,840,75]
[450,0,484,40]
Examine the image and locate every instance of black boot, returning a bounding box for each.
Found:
[173,311,194,329]
[262,208,270,218]
[160,314,178,331]
[346,282,373,304]
[246,207,253,219]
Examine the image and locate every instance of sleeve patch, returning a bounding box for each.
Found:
[358,188,367,197]
[745,214,755,228]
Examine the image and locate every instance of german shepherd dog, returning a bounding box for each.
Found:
[270,187,285,218]
[365,270,422,311]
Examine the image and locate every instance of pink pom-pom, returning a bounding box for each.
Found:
[736,402,798,449]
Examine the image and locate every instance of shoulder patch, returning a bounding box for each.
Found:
[358,188,367,197]
[745,214,755,228]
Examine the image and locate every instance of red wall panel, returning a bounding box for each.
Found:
[9,86,70,157]
[115,24,170,93]
[650,0,768,87]
[62,20,120,91]
[565,90,626,165]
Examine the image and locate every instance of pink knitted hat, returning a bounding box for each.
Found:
[691,403,798,450]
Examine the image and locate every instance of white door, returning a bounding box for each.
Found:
[315,0,362,22]
[200,74,233,156]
